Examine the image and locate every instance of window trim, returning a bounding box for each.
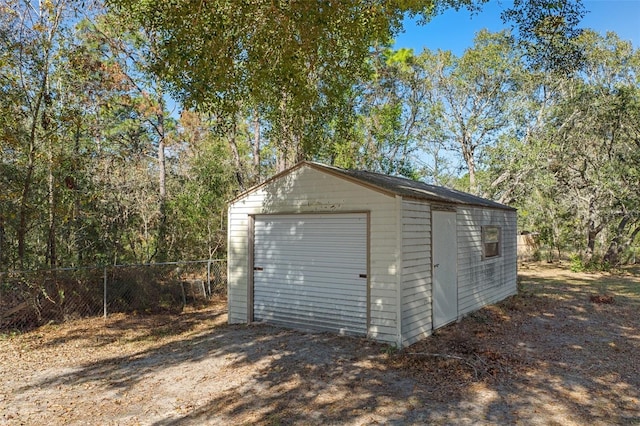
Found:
[482,225,501,259]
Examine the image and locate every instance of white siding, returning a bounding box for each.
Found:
[253,214,368,335]
[229,162,518,347]
[400,200,432,346]
[227,165,400,344]
[456,207,518,316]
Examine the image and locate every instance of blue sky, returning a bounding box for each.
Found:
[395,0,640,54]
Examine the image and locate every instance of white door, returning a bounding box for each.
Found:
[253,213,368,335]
[432,210,458,328]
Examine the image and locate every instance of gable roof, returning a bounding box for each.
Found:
[231,161,515,211]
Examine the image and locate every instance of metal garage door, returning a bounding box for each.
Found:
[253,213,368,335]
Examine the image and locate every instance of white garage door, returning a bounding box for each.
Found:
[253,213,368,335]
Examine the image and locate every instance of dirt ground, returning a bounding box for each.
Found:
[1,263,639,425]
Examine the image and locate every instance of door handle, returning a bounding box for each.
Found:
[254,267,263,271]
[433,264,440,268]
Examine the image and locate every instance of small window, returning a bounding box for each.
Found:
[482,226,501,259]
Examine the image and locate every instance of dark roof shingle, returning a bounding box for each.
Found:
[309,162,515,211]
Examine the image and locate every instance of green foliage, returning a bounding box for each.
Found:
[502,0,587,73]
[104,0,484,167]
[415,30,523,193]
[165,120,238,260]
[326,45,427,177]
[0,1,193,269]
[569,254,584,272]
[544,32,640,263]
[570,254,613,273]
[2,0,639,273]
[478,28,640,266]
[381,344,399,355]
[105,0,481,113]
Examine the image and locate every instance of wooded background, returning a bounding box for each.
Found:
[1,0,638,272]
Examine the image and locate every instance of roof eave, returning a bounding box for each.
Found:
[229,161,516,212]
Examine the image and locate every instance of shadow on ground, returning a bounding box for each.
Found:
[5,264,640,425]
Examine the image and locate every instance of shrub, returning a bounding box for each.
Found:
[570,254,584,272]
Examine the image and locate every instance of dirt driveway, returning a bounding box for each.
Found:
[1,264,639,425]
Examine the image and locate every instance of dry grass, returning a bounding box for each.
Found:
[1,264,639,425]
[388,263,640,422]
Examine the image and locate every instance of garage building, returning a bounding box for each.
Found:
[227,161,517,348]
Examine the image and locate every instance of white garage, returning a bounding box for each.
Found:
[252,213,368,335]
[228,161,517,348]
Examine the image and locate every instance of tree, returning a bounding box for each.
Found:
[81,12,179,262]
[485,30,640,264]
[327,47,430,178]
[165,111,237,261]
[417,30,523,194]
[502,0,587,74]
[0,0,85,268]
[1,1,183,268]
[0,3,23,267]
[547,31,640,263]
[104,0,484,165]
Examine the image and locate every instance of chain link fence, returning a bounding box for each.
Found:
[0,260,226,332]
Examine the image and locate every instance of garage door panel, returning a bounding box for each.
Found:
[256,313,365,334]
[255,241,366,255]
[257,311,366,328]
[254,283,367,300]
[256,244,367,253]
[258,266,365,281]
[254,254,366,267]
[254,298,367,316]
[254,287,367,304]
[254,229,365,238]
[253,213,368,336]
[255,256,366,269]
[254,306,367,334]
[256,272,364,285]
[255,298,367,318]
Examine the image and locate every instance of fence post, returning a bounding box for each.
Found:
[207,260,212,297]
[103,267,107,319]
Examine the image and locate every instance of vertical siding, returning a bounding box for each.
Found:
[400,199,432,346]
[456,207,518,316]
[227,165,400,344]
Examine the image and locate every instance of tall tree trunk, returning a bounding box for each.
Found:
[630,226,640,263]
[461,140,477,194]
[586,230,597,260]
[18,82,45,268]
[17,150,35,268]
[73,121,82,265]
[585,223,604,262]
[467,159,477,195]
[155,94,167,262]
[584,197,604,261]
[252,111,261,182]
[15,0,62,268]
[47,137,56,268]
[45,87,56,268]
[227,120,245,189]
[158,117,166,201]
[603,216,637,266]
